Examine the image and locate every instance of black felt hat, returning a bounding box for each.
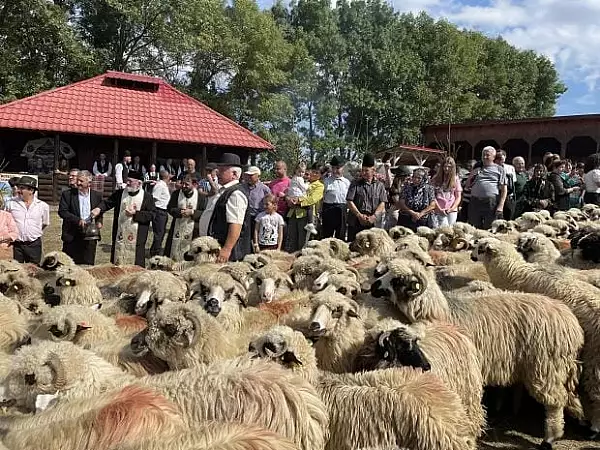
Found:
[16,176,38,191]
[362,153,375,168]
[391,166,412,177]
[215,153,242,168]
[126,170,144,181]
[330,155,346,167]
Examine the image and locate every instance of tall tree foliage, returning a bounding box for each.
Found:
[0,0,567,167]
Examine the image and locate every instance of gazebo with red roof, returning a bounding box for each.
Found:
[0,71,273,201]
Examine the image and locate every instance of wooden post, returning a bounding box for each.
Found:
[151,142,157,166]
[52,134,60,204]
[113,138,119,191]
[201,146,207,172]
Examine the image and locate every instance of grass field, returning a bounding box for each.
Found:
[41,207,174,264]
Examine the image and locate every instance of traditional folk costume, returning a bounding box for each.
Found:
[98,171,156,267]
[164,187,203,261]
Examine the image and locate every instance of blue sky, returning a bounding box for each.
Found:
[257,0,600,117]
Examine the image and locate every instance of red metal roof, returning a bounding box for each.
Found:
[376,144,445,156]
[0,71,273,150]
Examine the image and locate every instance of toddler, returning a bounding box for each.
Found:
[254,195,285,252]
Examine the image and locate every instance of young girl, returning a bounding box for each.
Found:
[430,156,462,228]
[254,194,285,252]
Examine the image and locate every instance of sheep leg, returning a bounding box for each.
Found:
[512,384,524,416]
[540,405,564,449]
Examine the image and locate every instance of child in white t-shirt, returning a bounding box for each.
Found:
[288,162,308,197]
[253,194,285,252]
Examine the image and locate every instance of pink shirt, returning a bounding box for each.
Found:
[269,177,291,215]
[9,198,50,242]
[433,176,462,210]
[0,211,18,247]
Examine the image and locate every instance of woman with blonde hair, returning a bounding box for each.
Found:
[430,156,462,228]
[0,195,18,260]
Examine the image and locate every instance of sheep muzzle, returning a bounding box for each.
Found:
[204,298,221,317]
[370,279,389,298]
[312,272,329,292]
[183,251,195,262]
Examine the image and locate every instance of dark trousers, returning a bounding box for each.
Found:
[503,197,516,220]
[321,203,346,239]
[285,215,308,252]
[397,212,430,232]
[584,192,600,206]
[13,238,42,264]
[63,239,97,265]
[150,208,168,257]
[347,221,374,243]
[468,196,499,230]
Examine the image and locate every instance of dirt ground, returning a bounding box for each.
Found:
[40,209,600,450]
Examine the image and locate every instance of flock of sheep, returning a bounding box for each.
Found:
[0,205,599,449]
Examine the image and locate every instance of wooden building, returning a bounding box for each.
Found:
[0,71,273,202]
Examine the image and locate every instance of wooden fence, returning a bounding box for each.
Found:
[37,174,116,204]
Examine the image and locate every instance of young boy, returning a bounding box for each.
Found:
[253,194,285,252]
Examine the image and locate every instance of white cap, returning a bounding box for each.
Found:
[244,166,261,176]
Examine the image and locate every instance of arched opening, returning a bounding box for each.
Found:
[531,138,561,164]
[452,141,473,163]
[474,140,500,158]
[502,139,529,162]
[566,136,597,163]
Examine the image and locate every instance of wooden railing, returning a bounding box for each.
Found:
[37,174,116,204]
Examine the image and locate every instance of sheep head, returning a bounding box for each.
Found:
[387,226,414,241]
[144,303,206,364]
[251,264,293,303]
[431,226,454,250]
[6,342,77,401]
[189,271,248,315]
[394,234,429,253]
[350,228,395,257]
[490,219,515,234]
[39,306,94,343]
[183,236,221,263]
[516,232,540,258]
[370,258,428,306]
[470,237,517,263]
[531,224,557,238]
[313,272,361,298]
[242,253,272,270]
[307,291,361,339]
[147,256,174,271]
[357,322,431,372]
[248,325,308,370]
[515,212,543,231]
[40,251,74,271]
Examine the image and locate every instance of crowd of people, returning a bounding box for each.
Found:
[0,145,599,268]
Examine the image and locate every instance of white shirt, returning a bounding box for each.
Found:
[198,179,248,236]
[255,211,285,246]
[114,163,126,189]
[152,179,171,209]
[78,189,91,219]
[93,161,112,176]
[9,197,50,242]
[288,176,308,197]
[584,169,600,193]
[323,176,351,204]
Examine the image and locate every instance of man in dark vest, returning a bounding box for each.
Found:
[207,153,251,263]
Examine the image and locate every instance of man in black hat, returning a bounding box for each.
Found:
[91,170,156,267]
[321,155,350,239]
[114,151,132,190]
[346,153,387,242]
[206,152,251,262]
[9,176,50,264]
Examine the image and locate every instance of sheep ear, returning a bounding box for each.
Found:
[347,309,359,318]
[90,303,102,311]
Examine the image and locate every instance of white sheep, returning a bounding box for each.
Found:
[371,256,585,449]
[304,238,351,261]
[249,325,475,450]
[355,319,486,440]
[247,263,294,305]
[116,270,188,316]
[6,341,329,450]
[182,236,222,264]
[472,237,600,437]
[387,225,414,241]
[133,302,242,369]
[52,265,103,306]
[349,228,397,258]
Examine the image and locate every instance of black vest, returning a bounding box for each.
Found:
[208,184,251,262]
[122,162,130,181]
[96,159,109,174]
